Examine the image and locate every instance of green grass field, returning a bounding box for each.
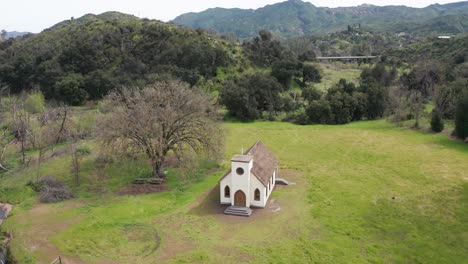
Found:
[2,120,468,263]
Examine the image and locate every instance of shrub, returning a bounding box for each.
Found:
[306,99,332,124]
[430,109,444,133]
[31,176,74,203]
[24,91,46,113]
[455,92,468,139]
[55,73,88,105]
[283,106,308,125]
[302,64,322,84]
[271,60,301,87]
[302,85,323,103]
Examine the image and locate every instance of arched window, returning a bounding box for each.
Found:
[254,189,260,201]
[224,186,230,198]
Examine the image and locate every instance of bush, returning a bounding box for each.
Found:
[284,107,309,125]
[302,85,323,103]
[24,91,46,113]
[271,60,301,87]
[430,109,444,133]
[55,73,88,105]
[455,92,468,139]
[302,64,322,84]
[306,99,332,124]
[30,176,74,203]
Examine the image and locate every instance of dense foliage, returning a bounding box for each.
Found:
[242,30,288,67]
[220,73,286,120]
[384,35,468,69]
[305,64,395,125]
[455,92,468,140]
[431,109,445,133]
[287,29,413,58]
[0,12,236,105]
[435,79,468,119]
[306,79,365,124]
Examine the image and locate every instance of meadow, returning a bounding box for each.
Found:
[1,120,468,263]
[316,62,362,91]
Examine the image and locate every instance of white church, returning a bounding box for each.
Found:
[219,141,278,216]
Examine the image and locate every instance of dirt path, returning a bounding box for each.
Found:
[10,202,117,264]
[0,203,13,226]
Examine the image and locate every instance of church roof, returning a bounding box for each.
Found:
[220,141,278,187]
[231,155,253,162]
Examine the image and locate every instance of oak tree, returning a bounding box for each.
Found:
[97,81,221,178]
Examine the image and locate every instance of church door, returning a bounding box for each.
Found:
[234,190,246,207]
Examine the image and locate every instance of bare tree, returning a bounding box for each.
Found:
[11,100,31,166]
[55,103,69,144]
[68,123,82,186]
[31,110,56,181]
[408,90,424,128]
[0,129,13,171]
[0,90,13,171]
[97,81,222,178]
[70,142,81,185]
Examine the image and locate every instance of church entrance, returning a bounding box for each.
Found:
[234,190,246,207]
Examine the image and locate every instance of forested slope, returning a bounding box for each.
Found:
[0,12,240,104]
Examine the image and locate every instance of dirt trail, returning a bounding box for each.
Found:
[0,203,13,226]
[11,202,117,264]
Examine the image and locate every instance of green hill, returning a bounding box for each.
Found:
[383,34,468,66]
[0,12,239,104]
[172,0,468,38]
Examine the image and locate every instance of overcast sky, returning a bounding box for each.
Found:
[1,0,464,33]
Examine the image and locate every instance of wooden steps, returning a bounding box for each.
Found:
[224,206,253,217]
[275,178,289,185]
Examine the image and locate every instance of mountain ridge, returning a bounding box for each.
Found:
[172,0,468,38]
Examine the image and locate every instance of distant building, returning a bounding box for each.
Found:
[219,141,278,215]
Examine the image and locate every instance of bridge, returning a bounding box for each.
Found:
[316,56,378,61]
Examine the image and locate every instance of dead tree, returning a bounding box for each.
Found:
[55,103,69,144]
[11,100,31,166]
[0,129,13,171]
[68,126,81,186]
[31,111,55,181]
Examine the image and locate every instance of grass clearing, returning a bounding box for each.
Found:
[316,62,363,90]
[1,120,467,263]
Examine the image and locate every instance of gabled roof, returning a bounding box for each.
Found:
[220,141,278,187]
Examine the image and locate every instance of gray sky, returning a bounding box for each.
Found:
[1,0,464,33]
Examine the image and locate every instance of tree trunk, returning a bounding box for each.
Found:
[20,138,26,166]
[152,158,165,179]
[36,149,42,181]
[415,107,420,129]
[56,104,68,144]
[71,143,80,186]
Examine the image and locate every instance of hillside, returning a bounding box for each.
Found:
[172,0,468,38]
[0,12,241,104]
[383,34,468,66]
